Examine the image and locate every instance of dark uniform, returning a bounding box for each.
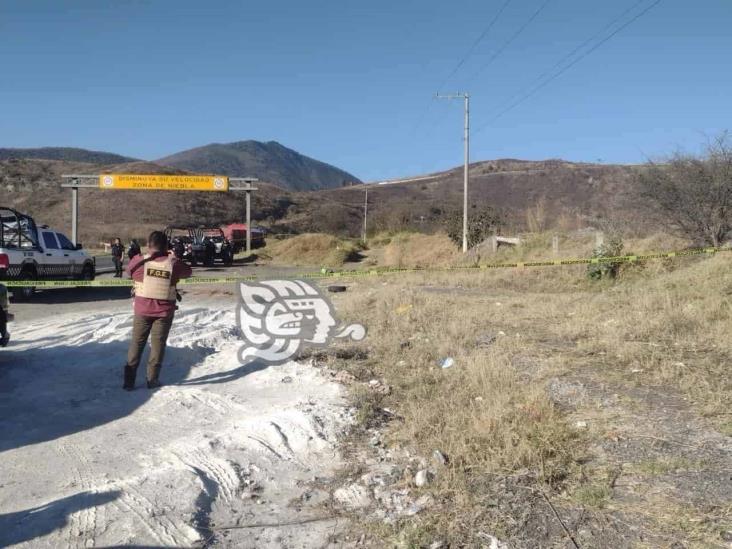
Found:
[111,242,124,278]
[127,240,141,260]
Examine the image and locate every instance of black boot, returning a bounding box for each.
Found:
[123,365,136,391]
[146,365,162,389]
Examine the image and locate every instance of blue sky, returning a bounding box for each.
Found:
[0,0,729,181]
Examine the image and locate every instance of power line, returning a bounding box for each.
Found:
[411,0,513,135]
[486,0,647,117]
[435,0,514,93]
[465,0,552,85]
[473,0,663,134]
[425,0,552,135]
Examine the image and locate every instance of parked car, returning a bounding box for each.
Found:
[0,207,95,299]
[221,223,266,253]
[165,226,209,266]
[201,228,234,265]
[165,226,233,267]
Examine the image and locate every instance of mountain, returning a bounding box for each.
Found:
[0,155,648,245]
[0,157,301,245]
[0,147,138,164]
[156,140,361,191]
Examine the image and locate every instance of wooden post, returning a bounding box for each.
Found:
[490,235,498,254]
[552,235,559,256]
[362,188,368,244]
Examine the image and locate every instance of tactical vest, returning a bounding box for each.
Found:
[134,255,177,301]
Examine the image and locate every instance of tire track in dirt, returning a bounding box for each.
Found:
[172,447,242,503]
[112,485,197,547]
[58,440,198,547]
[56,442,98,549]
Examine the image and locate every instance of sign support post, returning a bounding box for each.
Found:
[61,174,259,252]
[246,190,252,254]
[71,178,79,245]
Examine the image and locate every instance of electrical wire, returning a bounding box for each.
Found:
[435,0,514,94]
[485,0,648,118]
[411,0,514,135]
[465,0,553,85]
[473,0,663,134]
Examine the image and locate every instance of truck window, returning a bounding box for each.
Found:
[56,233,75,250]
[42,232,60,250]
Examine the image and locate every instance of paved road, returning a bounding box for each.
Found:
[94,255,115,274]
[10,260,313,322]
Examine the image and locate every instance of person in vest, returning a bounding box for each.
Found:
[111,237,124,278]
[123,231,192,390]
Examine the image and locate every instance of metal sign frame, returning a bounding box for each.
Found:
[61,174,259,253]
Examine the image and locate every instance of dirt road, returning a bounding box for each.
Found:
[0,286,351,547]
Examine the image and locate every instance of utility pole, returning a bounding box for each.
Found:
[436,92,470,252]
[362,188,368,244]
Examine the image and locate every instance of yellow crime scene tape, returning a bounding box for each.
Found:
[1,246,729,288]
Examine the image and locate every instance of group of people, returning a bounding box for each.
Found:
[120,231,193,391]
[109,238,142,278]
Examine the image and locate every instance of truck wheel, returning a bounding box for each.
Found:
[15,271,37,301]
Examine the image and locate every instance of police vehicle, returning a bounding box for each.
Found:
[0,207,96,299]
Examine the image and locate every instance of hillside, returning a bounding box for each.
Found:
[0,158,300,245]
[314,158,645,235]
[0,147,138,164]
[156,140,361,191]
[0,156,647,245]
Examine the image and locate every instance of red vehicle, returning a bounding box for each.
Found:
[221,223,266,253]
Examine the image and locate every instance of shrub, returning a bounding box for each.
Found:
[444,207,502,249]
[587,236,626,279]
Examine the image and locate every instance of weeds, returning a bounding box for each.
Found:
[573,484,612,508]
[327,239,730,546]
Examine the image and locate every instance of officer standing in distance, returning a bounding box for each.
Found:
[123,231,192,390]
[111,237,124,278]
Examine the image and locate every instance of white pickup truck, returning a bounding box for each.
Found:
[0,207,95,299]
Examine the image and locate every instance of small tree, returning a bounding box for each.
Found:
[636,134,732,247]
[444,206,502,249]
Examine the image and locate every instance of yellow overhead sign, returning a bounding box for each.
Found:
[98,174,229,192]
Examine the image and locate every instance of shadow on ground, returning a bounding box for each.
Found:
[0,490,120,547]
[0,338,215,452]
[180,357,271,386]
[11,286,131,304]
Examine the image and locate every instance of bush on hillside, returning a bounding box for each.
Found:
[635,133,732,247]
[444,207,502,249]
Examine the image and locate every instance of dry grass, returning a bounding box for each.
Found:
[377,232,461,268]
[332,276,581,543]
[260,233,363,267]
[327,241,731,546]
